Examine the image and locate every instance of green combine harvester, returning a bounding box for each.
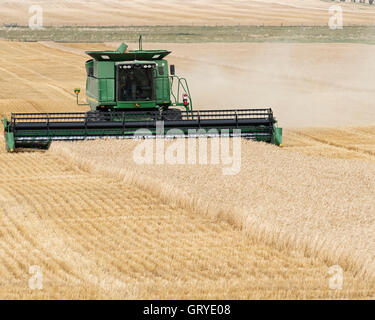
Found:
[3,38,282,152]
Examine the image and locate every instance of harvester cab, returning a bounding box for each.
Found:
[3,38,282,152]
[80,39,192,121]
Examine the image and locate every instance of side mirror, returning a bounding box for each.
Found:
[170,64,175,76]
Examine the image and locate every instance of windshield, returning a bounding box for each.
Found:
[117,65,155,101]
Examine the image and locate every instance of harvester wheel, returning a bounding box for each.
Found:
[162,108,182,121]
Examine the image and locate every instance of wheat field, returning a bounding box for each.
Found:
[0,40,375,298]
[0,136,374,299]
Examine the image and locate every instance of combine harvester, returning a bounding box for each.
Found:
[3,38,282,152]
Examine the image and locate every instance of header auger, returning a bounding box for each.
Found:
[3,38,282,152]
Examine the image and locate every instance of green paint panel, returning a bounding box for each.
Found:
[98,79,115,102]
[115,101,156,109]
[5,131,15,152]
[3,118,14,152]
[94,61,115,78]
[272,126,283,146]
[155,78,169,104]
[155,59,170,105]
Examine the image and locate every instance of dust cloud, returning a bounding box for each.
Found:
[165,42,375,128]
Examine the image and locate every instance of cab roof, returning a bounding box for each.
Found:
[85,50,171,62]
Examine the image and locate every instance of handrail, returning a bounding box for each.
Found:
[169,75,193,111]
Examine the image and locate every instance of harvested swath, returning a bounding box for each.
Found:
[51,138,375,281]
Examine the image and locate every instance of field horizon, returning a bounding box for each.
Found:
[2,26,375,44]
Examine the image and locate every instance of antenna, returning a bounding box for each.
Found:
[139,35,143,50]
